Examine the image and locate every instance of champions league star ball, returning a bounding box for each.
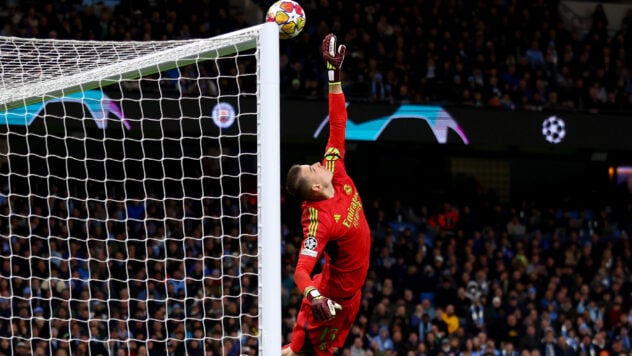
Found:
[266,0,306,39]
[542,115,566,144]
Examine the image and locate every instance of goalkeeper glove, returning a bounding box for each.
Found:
[305,287,343,322]
[322,33,346,84]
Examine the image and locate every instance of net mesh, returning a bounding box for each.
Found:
[0,27,266,355]
[0,32,259,108]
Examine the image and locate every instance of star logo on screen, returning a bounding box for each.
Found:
[542,116,566,144]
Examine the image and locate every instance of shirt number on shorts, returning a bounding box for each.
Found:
[318,327,339,350]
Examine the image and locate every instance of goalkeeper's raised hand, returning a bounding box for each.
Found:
[305,287,343,322]
[322,33,346,84]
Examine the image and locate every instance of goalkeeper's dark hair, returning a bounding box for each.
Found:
[286,164,309,201]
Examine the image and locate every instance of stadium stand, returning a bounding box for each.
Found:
[1,1,631,355]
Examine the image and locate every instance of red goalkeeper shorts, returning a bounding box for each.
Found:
[285,290,361,355]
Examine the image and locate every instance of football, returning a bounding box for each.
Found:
[266,0,306,40]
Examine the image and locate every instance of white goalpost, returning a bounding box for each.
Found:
[0,22,281,355]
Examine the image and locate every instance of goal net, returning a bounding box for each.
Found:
[0,23,281,355]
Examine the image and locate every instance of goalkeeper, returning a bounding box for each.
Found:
[282,33,372,356]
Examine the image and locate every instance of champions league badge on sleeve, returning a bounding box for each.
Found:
[211,102,236,129]
[300,236,318,257]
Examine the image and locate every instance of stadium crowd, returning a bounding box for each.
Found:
[1,177,632,355]
[0,0,632,355]
[280,192,632,356]
[1,0,632,113]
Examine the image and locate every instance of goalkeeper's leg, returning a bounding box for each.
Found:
[283,291,361,355]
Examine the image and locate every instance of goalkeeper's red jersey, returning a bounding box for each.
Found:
[295,92,371,300]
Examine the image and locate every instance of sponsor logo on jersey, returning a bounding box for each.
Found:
[342,192,363,228]
[343,184,352,195]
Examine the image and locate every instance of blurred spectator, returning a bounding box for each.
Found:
[442,304,460,335]
[372,326,394,353]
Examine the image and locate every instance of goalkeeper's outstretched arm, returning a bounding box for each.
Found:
[283,33,361,356]
[323,33,347,152]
